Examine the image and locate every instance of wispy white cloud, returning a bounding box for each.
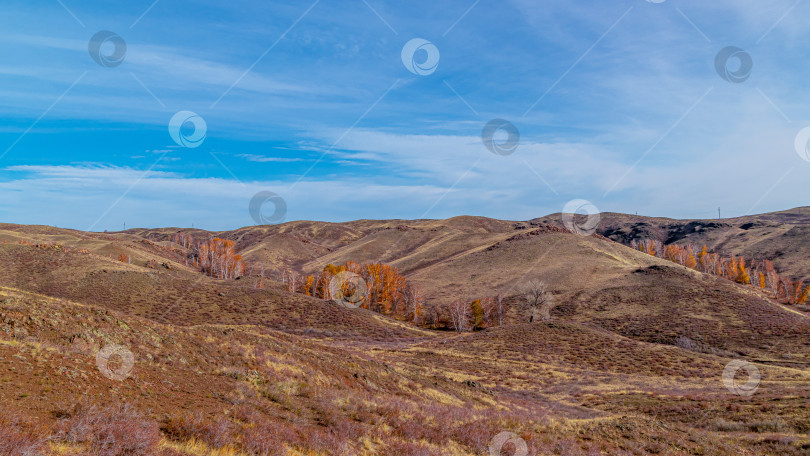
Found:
[236,153,303,163]
[0,31,323,95]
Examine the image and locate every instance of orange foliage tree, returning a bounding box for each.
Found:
[285,262,414,318]
[172,233,246,279]
[281,262,510,330]
[633,239,808,305]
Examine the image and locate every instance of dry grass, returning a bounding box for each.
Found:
[1,216,810,454]
[2,285,808,454]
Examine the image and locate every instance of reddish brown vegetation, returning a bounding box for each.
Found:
[0,411,44,456]
[486,224,570,251]
[55,402,161,455]
[162,412,235,449]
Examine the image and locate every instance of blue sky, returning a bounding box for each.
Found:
[1,0,809,230]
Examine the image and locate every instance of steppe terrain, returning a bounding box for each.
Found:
[1,209,809,455]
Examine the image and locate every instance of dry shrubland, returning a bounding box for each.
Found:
[1,217,809,455]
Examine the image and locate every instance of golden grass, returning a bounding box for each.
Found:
[47,442,87,455]
[160,438,248,456]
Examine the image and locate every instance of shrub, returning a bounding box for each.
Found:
[0,411,44,456]
[240,420,298,456]
[163,412,234,449]
[711,418,745,432]
[56,402,160,456]
[379,441,432,456]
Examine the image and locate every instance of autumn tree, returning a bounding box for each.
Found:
[632,239,805,305]
[361,263,406,314]
[684,246,697,270]
[303,275,316,296]
[798,285,810,305]
[183,237,246,279]
[279,261,411,316]
[788,280,805,305]
[479,296,498,327]
[470,299,484,330]
[734,257,750,284]
[698,245,708,270]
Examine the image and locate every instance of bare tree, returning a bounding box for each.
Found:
[424,304,441,329]
[446,299,470,332]
[255,265,266,289]
[653,240,665,259]
[494,294,507,326]
[522,279,553,322]
[403,285,425,324]
[282,270,301,293]
[766,270,780,297]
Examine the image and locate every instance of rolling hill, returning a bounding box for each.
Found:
[1,209,809,455]
[534,207,810,283]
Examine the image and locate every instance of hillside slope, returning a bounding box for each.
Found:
[2,212,810,454]
[0,233,428,341]
[3,286,809,455]
[533,207,810,282]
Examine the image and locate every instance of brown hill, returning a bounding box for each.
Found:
[0,226,428,341]
[533,207,810,282]
[3,286,809,455]
[2,210,810,454]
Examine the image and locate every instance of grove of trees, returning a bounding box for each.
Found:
[631,239,809,305]
[172,233,246,279]
[280,261,513,332]
[282,261,424,323]
[444,297,508,332]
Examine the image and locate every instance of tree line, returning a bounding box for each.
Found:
[279,261,509,331]
[631,239,809,305]
[280,262,556,332]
